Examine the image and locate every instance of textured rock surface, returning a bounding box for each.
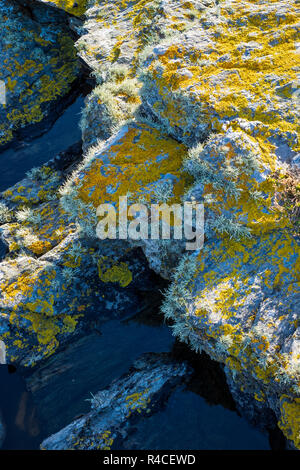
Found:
[0,0,299,450]
[76,0,220,151]
[140,0,299,151]
[41,353,191,450]
[71,0,300,448]
[0,0,80,148]
[0,149,163,367]
[35,0,89,17]
[162,232,299,440]
[0,238,161,367]
[60,121,190,277]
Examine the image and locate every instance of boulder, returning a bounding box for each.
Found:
[41,353,191,450]
[0,0,80,148]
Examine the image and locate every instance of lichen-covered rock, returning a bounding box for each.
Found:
[120,0,300,448]
[1,0,299,450]
[162,230,300,446]
[36,0,89,17]
[0,164,76,256]
[65,5,299,450]
[0,234,162,367]
[76,0,183,71]
[71,0,297,449]
[41,353,191,450]
[76,0,218,150]
[0,147,164,367]
[140,0,299,155]
[278,395,300,449]
[164,232,299,384]
[80,73,142,152]
[0,0,80,148]
[60,122,190,276]
[61,121,188,230]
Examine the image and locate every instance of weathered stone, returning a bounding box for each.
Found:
[41,353,191,450]
[0,0,80,148]
[162,231,300,446]
[35,0,89,17]
[0,148,164,367]
[1,0,299,450]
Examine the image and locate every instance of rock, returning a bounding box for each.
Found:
[35,0,88,17]
[162,230,300,444]
[60,121,189,277]
[80,77,142,152]
[139,0,299,155]
[0,0,81,149]
[0,234,163,367]
[133,0,300,448]
[0,146,164,367]
[41,353,191,450]
[64,122,187,210]
[278,395,300,450]
[1,0,299,450]
[75,0,218,150]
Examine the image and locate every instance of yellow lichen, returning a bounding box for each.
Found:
[278,395,300,449]
[41,0,88,16]
[98,258,132,288]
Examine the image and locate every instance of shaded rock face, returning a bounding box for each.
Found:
[0,0,299,451]
[0,234,162,368]
[41,353,191,450]
[0,0,81,149]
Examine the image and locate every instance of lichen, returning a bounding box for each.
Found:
[40,0,88,16]
[98,258,133,288]
[0,1,79,147]
[278,395,300,449]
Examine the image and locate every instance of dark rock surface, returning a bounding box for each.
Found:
[41,353,191,450]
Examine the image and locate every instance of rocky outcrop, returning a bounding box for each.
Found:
[76,0,215,151]
[70,0,300,448]
[162,232,299,441]
[41,353,191,450]
[139,0,300,447]
[0,0,299,450]
[0,146,164,367]
[0,235,162,367]
[0,0,81,149]
[60,121,189,276]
